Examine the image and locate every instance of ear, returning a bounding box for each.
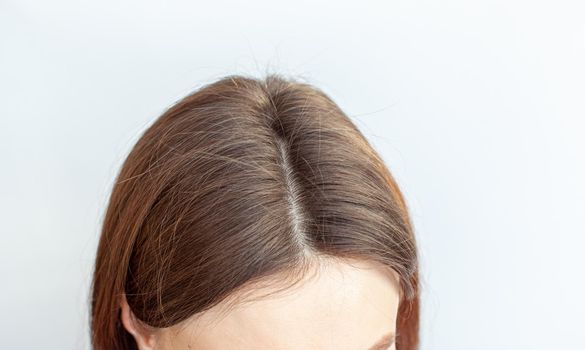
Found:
[120,294,157,350]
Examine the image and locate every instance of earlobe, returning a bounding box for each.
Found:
[120,294,157,350]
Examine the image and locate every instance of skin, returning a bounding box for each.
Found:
[121,258,401,350]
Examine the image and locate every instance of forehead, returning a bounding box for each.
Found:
[158,259,401,350]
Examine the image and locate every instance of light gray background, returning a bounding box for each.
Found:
[1,0,584,349]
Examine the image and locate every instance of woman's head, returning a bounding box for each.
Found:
[91,74,420,350]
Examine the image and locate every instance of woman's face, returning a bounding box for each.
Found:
[122,259,401,350]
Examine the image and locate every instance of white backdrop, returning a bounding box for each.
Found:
[1,0,584,349]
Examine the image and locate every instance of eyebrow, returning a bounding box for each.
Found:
[367,332,396,350]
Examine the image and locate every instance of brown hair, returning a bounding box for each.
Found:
[90,74,420,349]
